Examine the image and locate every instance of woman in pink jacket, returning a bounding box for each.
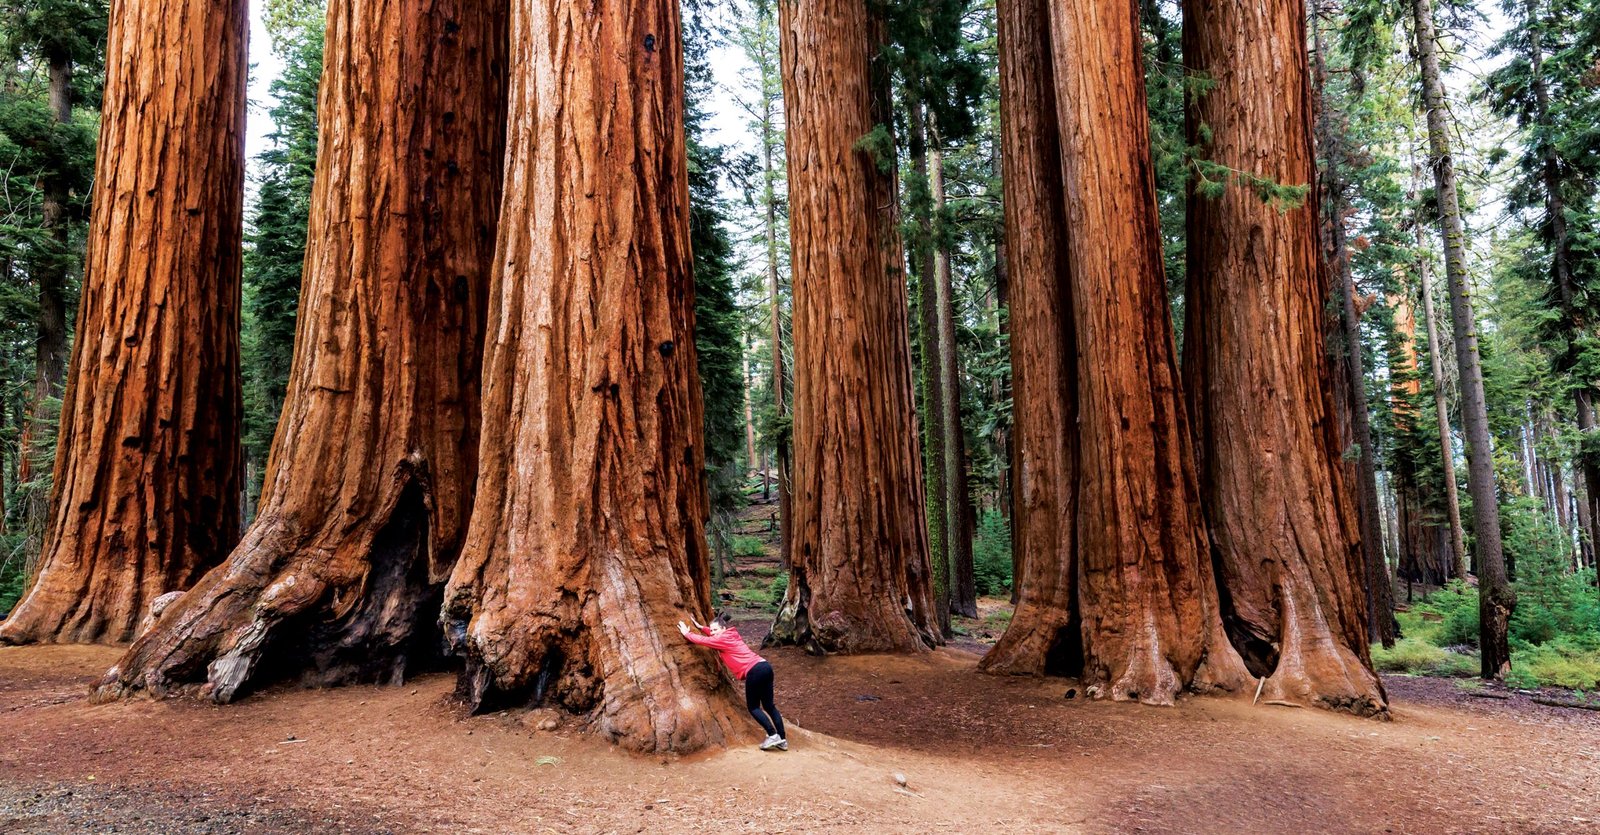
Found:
[678,613,787,751]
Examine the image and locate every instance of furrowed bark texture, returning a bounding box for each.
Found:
[1410,162,1470,581]
[96,0,506,698]
[979,0,1079,677]
[1181,0,1386,716]
[932,143,978,619]
[1412,0,1513,677]
[911,102,952,633]
[1020,0,1251,703]
[769,0,941,653]
[439,0,750,754]
[1,0,247,645]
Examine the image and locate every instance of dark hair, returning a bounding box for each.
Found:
[712,612,733,628]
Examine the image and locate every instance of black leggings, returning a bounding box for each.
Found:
[744,661,785,738]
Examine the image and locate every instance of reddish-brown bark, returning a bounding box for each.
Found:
[1181,0,1385,715]
[768,0,941,654]
[1058,0,1248,703]
[96,0,506,698]
[439,0,750,754]
[985,0,1249,703]
[978,0,1078,677]
[1,0,247,645]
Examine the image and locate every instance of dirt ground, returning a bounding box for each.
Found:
[2,639,1597,835]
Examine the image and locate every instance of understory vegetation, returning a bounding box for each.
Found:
[1375,504,1600,690]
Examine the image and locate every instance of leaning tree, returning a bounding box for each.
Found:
[766,0,942,654]
[97,0,507,699]
[982,0,1251,704]
[1,0,247,645]
[1180,0,1387,715]
[439,0,752,754]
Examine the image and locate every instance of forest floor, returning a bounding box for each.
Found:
[1,502,1597,834]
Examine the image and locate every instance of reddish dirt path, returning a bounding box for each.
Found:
[2,642,1597,833]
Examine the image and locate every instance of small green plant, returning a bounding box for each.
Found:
[982,609,1013,630]
[1371,637,1478,677]
[767,572,789,606]
[730,535,768,558]
[0,534,29,617]
[1504,637,1600,690]
[972,512,1012,597]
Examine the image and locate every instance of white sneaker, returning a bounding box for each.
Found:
[759,734,783,751]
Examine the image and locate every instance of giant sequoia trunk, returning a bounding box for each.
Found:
[768,0,941,653]
[1412,0,1513,677]
[1180,0,1386,715]
[984,0,1250,704]
[96,0,506,698]
[978,0,1078,675]
[439,0,750,754]
[1,0,247,645]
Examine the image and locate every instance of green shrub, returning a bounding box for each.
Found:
[1504,637,1600,690]
[0,534,28,617]
[972,511,1012,597]
[767,572,788,606]
[1507,506,1600,646]
[1411,581,1479,647]
[1371,638,1479,677]
[1371,638,1448,673]
[730,535,768,558]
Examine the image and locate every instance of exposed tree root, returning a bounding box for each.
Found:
[96,479,446,704]
[768,568,938,655]
[1255,576,1389,718]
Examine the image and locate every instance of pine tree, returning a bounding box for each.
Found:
[242,7,323,514]
[683,0,745,538]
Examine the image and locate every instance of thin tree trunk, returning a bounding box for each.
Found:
[743,350,760,487]
[911,100,951,632]
[1412,0,1513,677]
[2,0,247,645]
[979,0,1078,674]
[768,0,941,653]
[1527,0,1600,574]
[755,15,792,570]
[17,52,75,576]
[762,107,792,570]
[993,195,1019,605]
[932,139,978,618]
[440,0,751,753]
[1410,168,1469,580]
[98,0,506,694]
[1181,0,1386,714]
[1313,20,1397,648]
